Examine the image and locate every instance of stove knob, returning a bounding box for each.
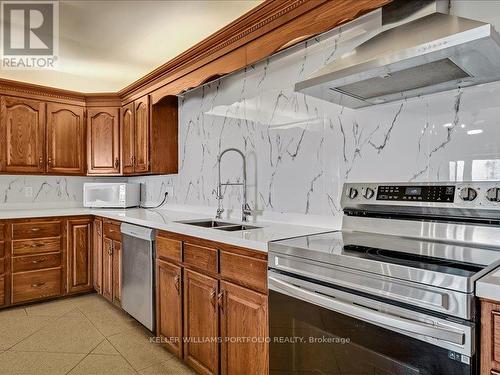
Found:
[486,187,500,202]
[459,187,477,201]
[363,187,375,199]
[347,187,358,199]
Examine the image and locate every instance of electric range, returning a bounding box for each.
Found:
[268,181,500,375]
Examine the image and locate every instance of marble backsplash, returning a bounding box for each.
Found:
[132,1,500,228]
[4,1,500,230]
[0,175,125,209]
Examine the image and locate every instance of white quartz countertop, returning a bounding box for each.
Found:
[477,268,500,301]
[0,207,331,252]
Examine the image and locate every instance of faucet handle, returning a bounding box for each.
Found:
[216,207,224,219]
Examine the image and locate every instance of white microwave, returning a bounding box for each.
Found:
[83,183,141,208]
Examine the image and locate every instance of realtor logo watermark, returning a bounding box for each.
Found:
[1,0,59,69]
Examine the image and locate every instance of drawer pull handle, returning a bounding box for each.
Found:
[31,243,44,247]
[174,275,180,295]
[31,228,41,232]
[217,291,225,312]
[31,282,46,288]
[31,259,45,264]
[210,289,217,309]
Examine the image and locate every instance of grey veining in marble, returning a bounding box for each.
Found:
[4,1,500,231]
[133,1,500,229]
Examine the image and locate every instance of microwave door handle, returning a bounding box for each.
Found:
[268,276,465,346]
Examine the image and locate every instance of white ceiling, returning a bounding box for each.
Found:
[0,0,261,93]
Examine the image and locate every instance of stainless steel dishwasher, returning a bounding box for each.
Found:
[120,223,156,331]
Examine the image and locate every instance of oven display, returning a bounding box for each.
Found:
[376,185,455,202]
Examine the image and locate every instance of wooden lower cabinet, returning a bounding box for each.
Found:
[96,219,122,307]
[0,275,5,307]
[482,300,500,374]
[12,268,62,303]
[93,219,103,293]
[219,281,268,375]
[112,240,122,307]
[184,269,219,375]
[156,259,183,358]
[155,231,269,375]
[67,218,93,293]
[102,236,114,302]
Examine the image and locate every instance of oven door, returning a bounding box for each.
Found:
[269,271,476,375]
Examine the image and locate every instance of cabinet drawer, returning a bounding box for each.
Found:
[13,253,61,273]
[157,236,182,262]
[12,268,61,303]
[103,223,121,241]
[183,243,217,273]
[220,250,267,292]
[12,221,61,239]
[0,241,4,258]
[12,237,61,256]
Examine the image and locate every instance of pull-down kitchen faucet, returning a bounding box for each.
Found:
[216,148,252,222]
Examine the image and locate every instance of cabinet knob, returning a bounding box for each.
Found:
[114,158,120,168]
[31,282,46,288]
[47,157,52,166]
[38,156,43,168]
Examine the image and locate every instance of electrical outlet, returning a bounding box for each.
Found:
[24,186,33,198]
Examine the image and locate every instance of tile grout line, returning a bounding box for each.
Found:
[75,302,141,374]
[3,306,79,352]
[63,338,106,375]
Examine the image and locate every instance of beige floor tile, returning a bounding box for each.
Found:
[0,306,27,319]
[0,314,53,350]
[91,339,120,355]
[11,309,104,354]
[108,326,175,371]
[25,298,78,317]
[80,302,141,337]
[0,351,84,375]
[67,354,137,375]
[139,358,196,375]
[71,293,113,314]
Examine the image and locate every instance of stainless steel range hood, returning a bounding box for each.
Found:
[295,0,500,108]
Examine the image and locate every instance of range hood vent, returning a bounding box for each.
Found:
[295,0,500,108]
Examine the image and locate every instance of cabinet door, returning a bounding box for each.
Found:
[157,260,182,358]
[87,107,120,174]
[184,269,219,375]
[112,240,121,307]
[102,236,114,302]
[67,218,93,293]
[46,103,85,174]
[481,300,500,373]
[134,97,150,173]
[121,102,135,174]
[219,281,268,375]
[0,96,45,173]
[93,219,103,293]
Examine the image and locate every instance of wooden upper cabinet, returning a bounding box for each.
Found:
[67,218,93,294]
[134,96,150,173]
[87,107,120,175]
[120,102,135,174]
[46,103,85,174]
[0,96,45,173]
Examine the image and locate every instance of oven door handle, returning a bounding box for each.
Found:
[268,275,465,346]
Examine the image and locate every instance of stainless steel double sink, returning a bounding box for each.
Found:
[176,219,260,232]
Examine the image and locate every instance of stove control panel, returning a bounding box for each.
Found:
[341,181,500,210]
[376,185,455,203]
